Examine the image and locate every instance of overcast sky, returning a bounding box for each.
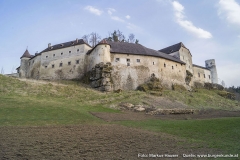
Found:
[0,0,239,87]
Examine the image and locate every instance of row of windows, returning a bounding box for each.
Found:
[44,60,80,69]
[198,73,210,79]
[116,58,179,69]
[45,49,80,59]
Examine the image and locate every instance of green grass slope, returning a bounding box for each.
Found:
[0,75,240,126]
[0,75,240,153]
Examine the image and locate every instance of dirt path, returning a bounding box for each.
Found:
[92,110,240,122]
[0,124,219,160]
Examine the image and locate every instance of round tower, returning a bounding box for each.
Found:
[95,39,111,63]
[19,49,31,78]
[205,59,218,84]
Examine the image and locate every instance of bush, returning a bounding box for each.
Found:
[194,82,204,89]
[137,76,163,92]
[172,84,186,91]
[217,91,235,100]
[204,83,214,90]
[213,84,224,90]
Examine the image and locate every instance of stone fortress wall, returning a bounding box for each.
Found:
[18,39,218,91]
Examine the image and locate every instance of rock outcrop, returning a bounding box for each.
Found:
[90,62,113,92]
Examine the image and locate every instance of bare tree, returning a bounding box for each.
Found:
[89,32,101,47]
[135,39,139,44]
[82,34,90,44]
[128,33,135,43]
[11,66,15,74]
[221,80,225,88]
[1,67,4,75]
[116,30,125,42]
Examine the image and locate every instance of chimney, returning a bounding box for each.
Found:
[48,43,51,48]
[76,38,78,43]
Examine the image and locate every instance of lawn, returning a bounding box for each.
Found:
[0,75,239,155]
[118,118,240,154]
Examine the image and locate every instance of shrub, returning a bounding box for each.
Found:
[217,91,235,100]
[194,82,204,89]
[172,84,186,91]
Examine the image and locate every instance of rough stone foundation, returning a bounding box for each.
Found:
[90,62,113,92]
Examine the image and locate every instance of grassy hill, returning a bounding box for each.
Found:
[1,75,240,155]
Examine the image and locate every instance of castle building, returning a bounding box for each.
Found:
[17,38,218,91]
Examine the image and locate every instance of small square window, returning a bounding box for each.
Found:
[69,51,71,53]
[127,59,130,62]
[46,56,48,58]
[45,66,47,68]
[68,61,71,65]
[59,63,63,67]
[53,54,55,57]
[127,63,130,66]
[61,52,63,55]
[77,49,79,52]
[137,59,140,62]
[153,62,155,65]
[164,63,166,67]
[116,58,120,62]
[76,60,80,64]
[52,64,55,68]
[172,66,174,69]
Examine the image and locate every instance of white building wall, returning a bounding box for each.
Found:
[193,66,212,84]
[110,53,186,90]
[178,47,193,74]
[38,44,91,80]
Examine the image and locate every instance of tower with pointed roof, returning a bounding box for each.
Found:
[19,49,32,78]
